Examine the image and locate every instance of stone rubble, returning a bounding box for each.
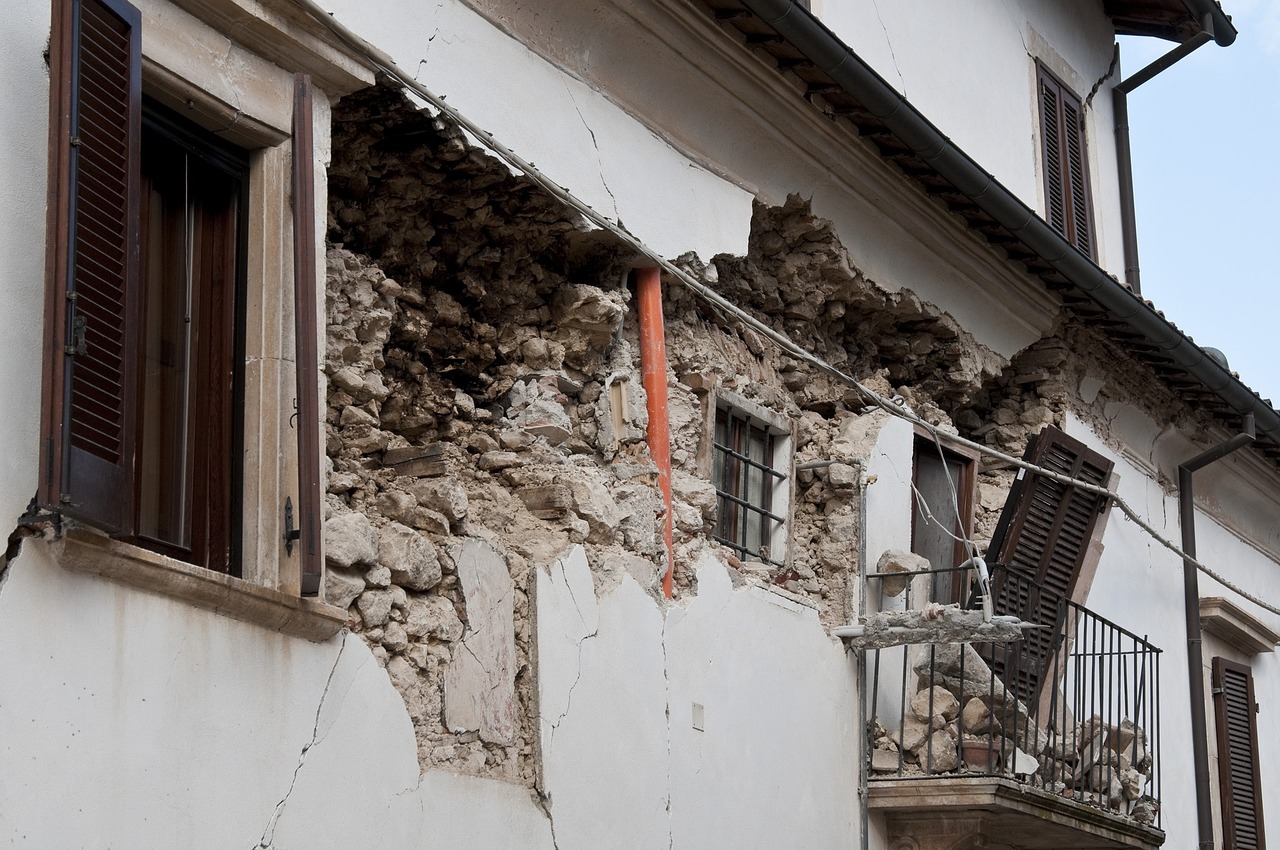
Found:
[319,84,1186,812]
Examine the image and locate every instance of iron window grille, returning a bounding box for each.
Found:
[712,405,788,567]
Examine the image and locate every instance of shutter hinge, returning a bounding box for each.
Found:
[284,496,301,556]
[69,135,81,147]
[1211,687,1225,695]
[66,315,87,356]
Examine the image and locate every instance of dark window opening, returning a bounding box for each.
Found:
[910,436,976,604]
[712,406,787,567]
[130,105,247,572]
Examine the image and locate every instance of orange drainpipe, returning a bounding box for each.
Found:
[635,267,674,599]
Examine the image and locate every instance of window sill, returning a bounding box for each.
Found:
[51,526,347,642]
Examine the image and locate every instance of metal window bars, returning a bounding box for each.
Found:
[864,562,1161,828]
[712,406,786,567]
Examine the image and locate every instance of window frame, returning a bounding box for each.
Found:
[710,390,793,568]
[909,429,979,604]
[39,0,327,607]
[1036,60,1095,258]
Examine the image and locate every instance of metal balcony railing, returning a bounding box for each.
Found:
[865,563,1162,828]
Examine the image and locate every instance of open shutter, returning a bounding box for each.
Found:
[985,425,1113,704]
[1037,63,1094,258]
[292,74,323,594]
[40,0,141,531]
[1215,657,1267,850]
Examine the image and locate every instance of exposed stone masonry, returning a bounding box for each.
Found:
[320,83,1206,791]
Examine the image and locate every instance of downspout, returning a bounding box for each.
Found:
[1113,19,1216,292]
[1179,413,1255,850]
[636,268,675,599]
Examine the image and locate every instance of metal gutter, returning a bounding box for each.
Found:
[1181,0,1237,45]
[738,0,1277,448]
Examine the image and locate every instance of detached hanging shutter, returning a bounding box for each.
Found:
[292,74,323,594]
[40,0,141,531]
[1215,658,1267,850]
[985,425,1113,703]
[1038,63,1094,258]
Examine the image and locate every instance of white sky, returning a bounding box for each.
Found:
[1118,0,1280,407]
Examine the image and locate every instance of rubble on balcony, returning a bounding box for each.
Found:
[865,564,1162,832]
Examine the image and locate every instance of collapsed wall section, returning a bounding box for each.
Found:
[320,83,1207,788]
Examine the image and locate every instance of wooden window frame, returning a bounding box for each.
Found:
[910,430,979,604]
[1037,61,1095,258]
[1214,657,1267,849]
[40,0,324,599]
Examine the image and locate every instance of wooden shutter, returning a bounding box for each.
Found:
[41,0,142,531]
[292,74,323,594]
[1215,657,1267,850]
[986,425,1113,703]
[1038,63,1094,258]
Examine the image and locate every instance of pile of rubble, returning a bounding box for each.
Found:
[869,642,1157,824]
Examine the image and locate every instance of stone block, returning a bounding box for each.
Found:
[444,539,517,745]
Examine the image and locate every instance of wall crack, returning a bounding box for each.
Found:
[251,633,348,850]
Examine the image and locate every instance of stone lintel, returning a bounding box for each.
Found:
[1200,596,1280,656]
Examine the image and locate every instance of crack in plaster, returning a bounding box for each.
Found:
[564,82,620,222]
[251,633,348,850]
[869,0,907,96]
[661,609,674,850]
[544,627,598,740]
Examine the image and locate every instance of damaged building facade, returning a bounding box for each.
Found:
[2,0,1277,848]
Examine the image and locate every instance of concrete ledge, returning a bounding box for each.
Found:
[869,776,1165,850]
[50,527,347,642]
[1201,596,1280,656]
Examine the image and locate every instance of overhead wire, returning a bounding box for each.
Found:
[298,1,1280,619]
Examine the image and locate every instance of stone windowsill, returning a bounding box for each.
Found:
[51,526,347,642]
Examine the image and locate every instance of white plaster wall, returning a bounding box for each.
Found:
[1064,412,1280,844]
[666,555,860,849]
[536,545,860,850]
[0,0,54,532]
[0,540,556,849]
[321,0,753,262]
[817,0,1125,273]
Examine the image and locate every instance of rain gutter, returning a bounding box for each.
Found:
[738,0,1277,447]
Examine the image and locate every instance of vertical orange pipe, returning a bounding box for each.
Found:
[636,268,674,599]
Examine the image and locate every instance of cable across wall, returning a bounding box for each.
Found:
[299,0,1280,618]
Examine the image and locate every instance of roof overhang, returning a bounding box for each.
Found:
[1105,0,1236,46]
[698,0,1275,465]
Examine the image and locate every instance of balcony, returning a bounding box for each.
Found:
[863,564,1164,850]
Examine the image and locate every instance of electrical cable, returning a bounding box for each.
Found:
[298,1,1280,618]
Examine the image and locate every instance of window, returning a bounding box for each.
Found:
[1037,62,1094,258]
[40,0,322,590]
[910,434,977,604]
[1213,657,1267,849]
[711,394,791,567]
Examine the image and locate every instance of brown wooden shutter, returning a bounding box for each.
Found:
[1037,63,1094,258]
[986,425,1113,703]
[1215,657,1267,850]
[41,0,141,531]
[292,74,323,594]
